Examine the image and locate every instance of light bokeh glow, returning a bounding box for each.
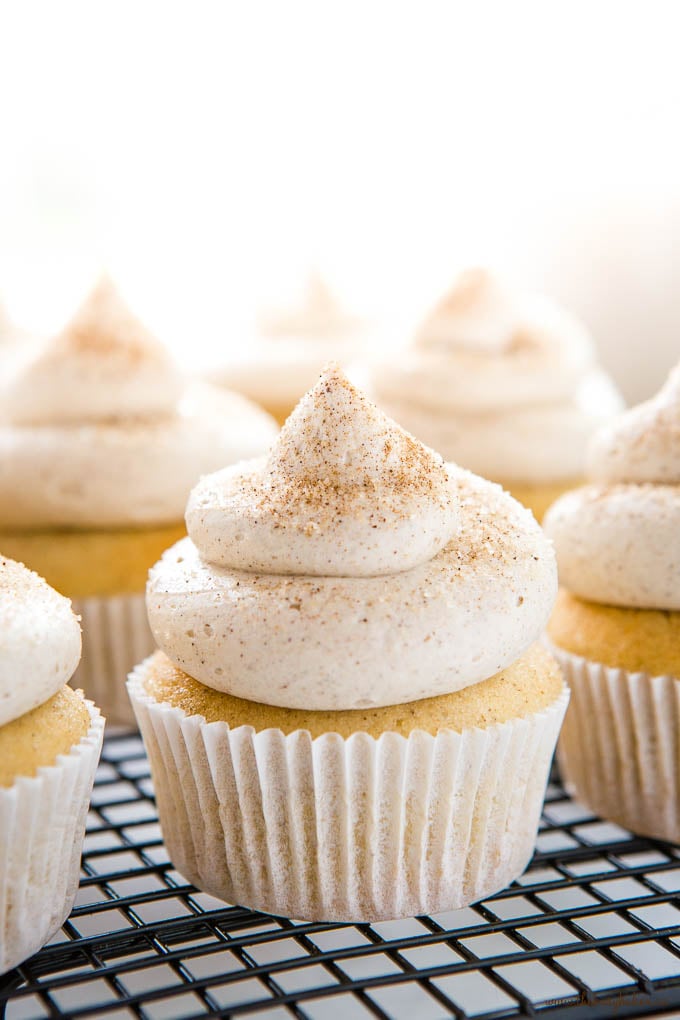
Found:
[0,0,679,398]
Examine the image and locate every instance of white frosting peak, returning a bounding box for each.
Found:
[258,273,361,341]
[545,362,680,610]
[0,276,183,426]
[187,364,459,576]
[0,556,81,727]
[416,268,522,353]
[588,360,680,484]
[267,363,448,489]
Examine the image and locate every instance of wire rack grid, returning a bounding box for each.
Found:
[2,731,680,1020]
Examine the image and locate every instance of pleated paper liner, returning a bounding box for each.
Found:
[0,700,104,975]
[128,662,568,922]
[550,643,680,843]
[72,594,154,727]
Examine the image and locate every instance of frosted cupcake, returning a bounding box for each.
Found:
[0,556,104,974]
[368,268,623,520]
[0,278,278,724]
[545,363,680,841]
[129,365,567,922]
[209,274,367,424]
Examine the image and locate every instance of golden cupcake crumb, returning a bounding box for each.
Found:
[548,588,680,677]
[143,642,564,738]
[0,522,186,598]
[0,686,90,787]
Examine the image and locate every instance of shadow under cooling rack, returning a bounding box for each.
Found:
[2,732,680,1019]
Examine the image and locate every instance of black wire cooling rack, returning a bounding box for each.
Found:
[3,732,680,1020]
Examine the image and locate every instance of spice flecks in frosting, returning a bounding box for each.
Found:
[588,360,680,484]
[266,363,451,499]
[186,364,459,577]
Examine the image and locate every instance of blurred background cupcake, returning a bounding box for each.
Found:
[365,268,624,520]
[0,276,278,725]
[205,272,370,423]
[544,363,680,841]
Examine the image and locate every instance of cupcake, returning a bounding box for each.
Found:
[367,268,623,520]
[209,273,368,424]
[0,277,278,724]
[128,365,567,922]
[544,363,680,841]
[0,556,104,974]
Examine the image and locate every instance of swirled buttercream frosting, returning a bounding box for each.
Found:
[0,278,278,528]
[369,268,623,483]
[148,365,557,710]
[545,361,680,610]
[0,556,81,727]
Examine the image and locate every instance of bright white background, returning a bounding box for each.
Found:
[0,0,678,399]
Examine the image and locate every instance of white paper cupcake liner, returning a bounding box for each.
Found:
[72,594,154,727]
[549,643,680,843]
[128,662,568,922]
[0,700,104,975]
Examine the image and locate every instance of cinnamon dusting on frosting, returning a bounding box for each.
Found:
[185,364,460,577]
[264,364,451,516]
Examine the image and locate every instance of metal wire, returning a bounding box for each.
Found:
[2,731,680,1019]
